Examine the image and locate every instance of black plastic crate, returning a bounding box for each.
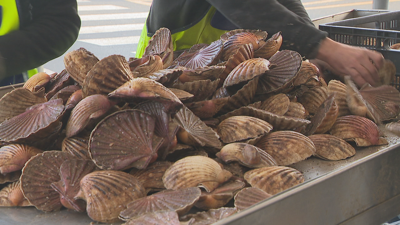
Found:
[318,11,400,89]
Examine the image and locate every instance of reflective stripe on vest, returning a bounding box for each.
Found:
[0,1,38,78]
[136,7,228,58]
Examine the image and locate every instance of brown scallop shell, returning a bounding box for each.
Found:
[386,121,400,136]
[65,89,84,110]
[284,102,307,119]
[244,166,304,195]
[293,61,321,87]
[174,106,222,149]
[89,109,162,170]
[0,180,31,207]
[304,94,339,136]
[298,86,329,115]
[129,161,172,192]
[220,29,268,42]
[217,116,273,144]
[0,144,43,174]
[309,134,356,160]
[178,66,224,83]
[143,68,183,88]
[330,115,387,146]
[180,207,237,224]
[327,80,351,117]
[23,72,52,92]
[122,211,181,225]
[0,87,46,124]
[0,98,64,144]
[223,58,271,88]
[216,143,277,168]
[168,88,194,103]
[221,32,263,61]
[378,59,396,86]
[144,27,174,68]
[162,155,232,192]
[185,97,229,119]
[65,94,114,137]
[259,93,290,116]
[256,50,302,95]
[82,54,135,97]
[219,43,254,85]
[74,170,146,223]
[254,32,283,59]
[119,187,201,220]
[50,159,97,212]
[234,187,272,211]
[62,135,90,160]
[64,47,99,86]
[174,79,220,102]
[132,55,164,77]
[45,69,75,100]
[20,151,75,212]
[185,40,223,69]
[49,85,81,104]
[255,131,315,166]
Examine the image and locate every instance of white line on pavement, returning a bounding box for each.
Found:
[80,13,149,21]
[80,23,145,34]
[79,36,141,46]
[78,5,128,11]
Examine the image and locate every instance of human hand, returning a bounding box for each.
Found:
[315,38,384,87]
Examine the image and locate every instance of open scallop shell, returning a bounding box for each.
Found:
[309,134,356,160]
[185,40,223,69]
[304,94,339,136]
[234,187,272,211]
[254,32,283,59]
[219,44,254,85]
[217,116,273,144]
[244,166,304,195]
[174,79,220,102]
[0,144,43,174]
[327,80,351,117]
[298,86,329,115]
[0,180,31,207]
[129,161,172,192]
[216,143,277,168]
[82,54,135,97]
[119,187,201,220]
[162,155,232,192]
[174,106,222,149]
[259,93,290,116]
[330,115,387,146]
[144,27,174,68]
[74,170,146,223]
[180,207,237,224]
[122,211,181,225]
[89,109,163,170]
[64,47,99,86]
[23,72,52,92]
[223,58,271,88]
[62,135,90,160]
[20,151,75,212]
[0,98,64,144]
[255,131,315,166]
[0,87,46,124]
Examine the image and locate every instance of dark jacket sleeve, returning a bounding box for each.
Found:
[206,0,327,58]
[0,0,81,78]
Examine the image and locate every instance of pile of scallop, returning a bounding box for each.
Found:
[0,28,400,225]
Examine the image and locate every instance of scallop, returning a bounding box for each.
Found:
[219,44,254,85]
[129,161,173,192]
[293,61,321,87]
[244,166,304,195]
[298,86,329,115]
[122,211,181,225]
[74,170,146,223]
[0,171,21,185]
[0,180,31,207]
[62,135,90,160]
[64,47,99,86]
[386,121,400,136]
[143,68,183,87]
[49,85,81,105]
[65,89,84,110]
[132,55,164,77]
[255,131,315,166]
[144,27,174,68]
[223,58,271,88]
[259,93,290,116]
[180,207,237,225]
[220,29,267,42]
[284,102,307,119]
[185,97,229,119]
[222,31,263,61]
[0,144,43,174]
[178,66,224,83]
[254,31,283,59]
[327,80,351,117]
[45,69,75,100]
[185,40,223,69]
[163,155,232,192]
[174,79,220,102]
[234,187,272,211]
[23,72,52,92]
[309,134,356,160]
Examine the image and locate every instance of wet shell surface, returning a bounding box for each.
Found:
[119,187,201,220]
[216,143,277,168]
[122,211,181,225]
[75,170,146,223]
[0,180,31,207]
[0,144,43,174]
[129,161,173,192]
[256,131,315,166]
[162,155,232,192]
[217,116,273,144]
[64,47,99,86]
[244,166,304,195]
[223,58,271,88]
[309,134,356,160]
[327,80,351,117]
[89,109,162,170]
[234,187,272,211]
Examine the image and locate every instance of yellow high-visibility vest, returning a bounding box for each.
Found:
[0,1,38,77]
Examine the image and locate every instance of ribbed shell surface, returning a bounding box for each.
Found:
[174,79,220,102]
[309,134,356,160]
[64,47,99,86]
[254,32,283,59]
[123,211,181,225]
[327,80,351,117]
[0,144,43,174]
[259,93,290,116]
[62,136,90,160]
[129,161,172,191]
[185,40,223,69]
[223,58,271,88]
[298,86,329,115]
[234,187,272,211]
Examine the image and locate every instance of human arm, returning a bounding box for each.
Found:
[0,0,81,79]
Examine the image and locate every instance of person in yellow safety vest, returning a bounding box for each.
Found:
[0,0,80,86]
[137,0,384,88]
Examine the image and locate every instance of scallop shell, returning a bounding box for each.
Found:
[174,79,220,102]
[223,58,271,88]
[0,98,64,144]
[216,143,277,168]
[304,94,339,136]
[129,161,173,192]
[143,68,183,87]
[0,180,31,207]
[82,54,135,97]
[378,59,396,86]
[20,151,75,212]
[50,159,97,212]
[386,121,400,136]
[259,93,290,116]
[62,136,90,160]
[309,134,356,160]
[122,211,181,225]
[49,85,81,104]
[256,50,302,95]
[185,40,223,69]
[108,77,183,115]
[255,131,315,166]
[0,171,21,184]
[144,27,174,68]
[180,207,237,224]
[168,88,194,102]
[74,170,146,223]
[222,32,263,61]
[66,94,114,137]
[293,61,321,87]
[327,80,351,117]
[89,109,163,170]
[45,69,75,100]
[178,66,224,83]
[284,102,307,119]
[119,187,201,220]
[132,55,164,77]
[65,89,84,111]
[162,155,232,192]
[244,166,304,195]
[64,47,99,86]
[254,32,283,59]
[174,106,222,149]
[298,86,329,115]
[217,116,273,144]
[234,187,272,211]
[219,44,254,85]
[330,115,387,146]
[23,72,51,92]
[220,29,268,42]
[0,87,46,124]
[186,97,229,119]
[0,144,43,174]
